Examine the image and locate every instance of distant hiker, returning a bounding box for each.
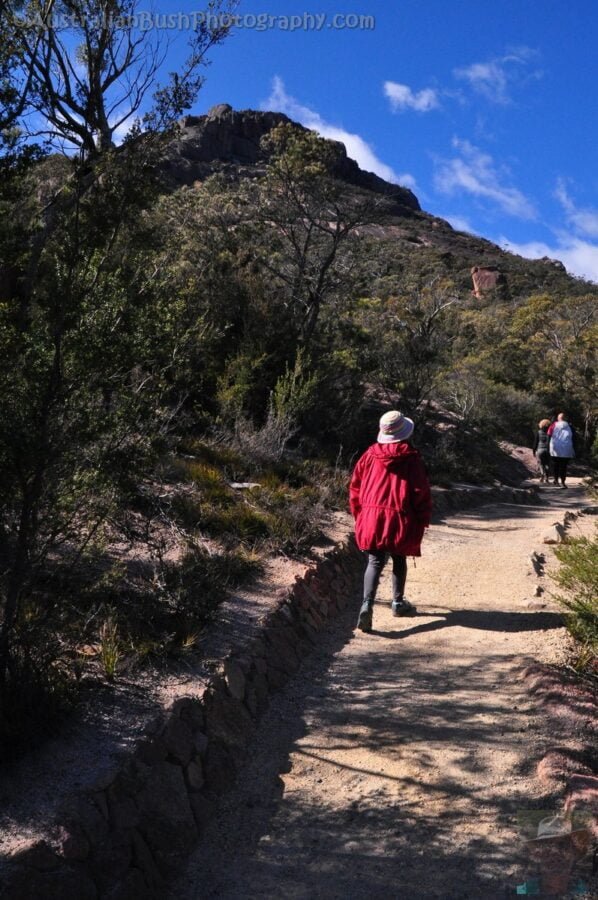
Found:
[532,418,551,483]
[349,410,432,633]
[547,413,575,488]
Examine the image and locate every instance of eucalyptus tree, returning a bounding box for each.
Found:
[0,0,238,690]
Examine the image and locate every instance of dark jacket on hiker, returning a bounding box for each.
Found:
[349,442,432,557]
[533,429,549,456]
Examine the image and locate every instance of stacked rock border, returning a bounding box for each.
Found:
[1,539,364,899]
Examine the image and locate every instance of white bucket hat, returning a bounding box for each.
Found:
[527,814,589,843]
[377,410,414,444]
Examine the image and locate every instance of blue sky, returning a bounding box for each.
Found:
[143,0,598,280]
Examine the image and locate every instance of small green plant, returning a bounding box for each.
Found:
[253,484,325,554]
[553,526,598,675]
[201,503,273,542]
[98,615,120,681]
[158,545,262,645]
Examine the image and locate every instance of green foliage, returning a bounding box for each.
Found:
[271,349,319,424]
[0,649,74,762]
[98,615,120,681]
[422,423,511,485]
[262,122,339,181]
[156,545,260,640]
[553,527,598,674]
[252,484,325,554]
[171,478,325,556]
[1,54,598,755]
[438,362,540,443]
[200,503,273,542]
[246,350,320,461]
[354,283,459,417]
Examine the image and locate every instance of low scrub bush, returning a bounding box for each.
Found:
[108,546,263,660]
[190,486,325,555]
[157,546,261,641]
[297,458,350,509]
[175,441,247,480]
[168,447,336,555]
[200,503,273,542]
[0,649,75,762]
[424,426,493,485]
[253,484,325,554]
[553,527,598,675]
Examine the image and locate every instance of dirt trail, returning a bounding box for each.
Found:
[172,481,593,899]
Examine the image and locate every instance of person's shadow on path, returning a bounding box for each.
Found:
[371,607,563,639]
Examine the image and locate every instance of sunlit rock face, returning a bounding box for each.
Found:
[471,265,506,298]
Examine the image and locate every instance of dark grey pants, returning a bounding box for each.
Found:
[552,457,570,483]
[363,551,407,606]
[537,450,550,478]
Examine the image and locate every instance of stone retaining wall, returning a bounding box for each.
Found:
[1,540,364,899]
[0,481,538,899]
[432,482,536,518]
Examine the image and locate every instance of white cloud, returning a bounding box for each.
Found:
[111,117,135,144]
[396,171,418,191]
[454,61,510,103]
[500,234,598,283]
[262,76,415,188]
[383,81,439,113]
[454,47,541,104]
[444,214,476,234]
[434,138,536,220]
[554,178,598,239]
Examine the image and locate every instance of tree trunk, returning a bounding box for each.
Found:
[0,499,33,690]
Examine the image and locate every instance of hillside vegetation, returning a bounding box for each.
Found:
[1,92,597,751]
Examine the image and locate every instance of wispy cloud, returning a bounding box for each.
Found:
[454,47,541,104]
[262,76,415,188]
[434,138,536,220]
[394,171,418,191]
[555,178,598,239]
[443,214,476,234]
[500,233,598,283]
[383,81,439,113]
[111,116,135,144]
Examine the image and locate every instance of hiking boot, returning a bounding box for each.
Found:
[357,600,373,633]
[391,597,417,617]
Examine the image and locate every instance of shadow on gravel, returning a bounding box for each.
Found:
[174,594,564,899]
[371,608,563,640]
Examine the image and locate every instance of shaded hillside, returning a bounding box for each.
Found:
[162,103,420,213]
[161,103,593,300]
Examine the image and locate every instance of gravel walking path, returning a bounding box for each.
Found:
[172,480,593,899]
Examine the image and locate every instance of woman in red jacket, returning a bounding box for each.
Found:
[350,410,432,633]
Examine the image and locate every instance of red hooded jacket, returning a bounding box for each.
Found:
[349,442,432,556]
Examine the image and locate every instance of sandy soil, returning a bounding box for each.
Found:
[171,479,596,899]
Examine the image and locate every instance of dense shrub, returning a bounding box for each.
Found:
[0,649,75,762]
[553,527,598,675]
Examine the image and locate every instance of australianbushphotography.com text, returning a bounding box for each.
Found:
[16,10,377,32]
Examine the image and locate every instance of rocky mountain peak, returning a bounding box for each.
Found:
[162,104,420,212]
